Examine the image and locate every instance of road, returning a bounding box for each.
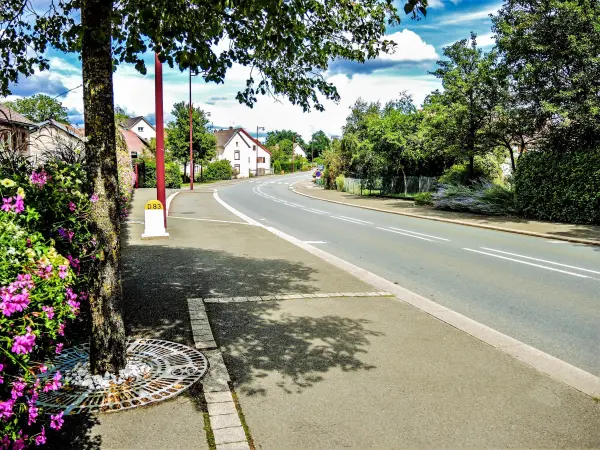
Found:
[218,173,600,375]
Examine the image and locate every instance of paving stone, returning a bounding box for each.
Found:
[191,324,213,333]
[217,298,233,303]
[210,413,242,430]
[205,391,233,404]
[213,426,246,445]
[203,378,230,393]
[232,297,248,302]
[301,293,315,298]
[189,310,209,318]
[313,293,330,298]
[260,295,276,301]
[207,401,237,416]
[203,298,220,303]
[246,296,262,302]
[329,292,343,297]
[190,317,210,325]
[364,292,380,296]
[194,340,216,349]
[216,440,250,450]
[274,294,288,300]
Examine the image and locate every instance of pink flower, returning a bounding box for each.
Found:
[12,438,25,450]
[42,305,55,320]
[11,331,36,354]
[0,400,14,420]
[13,195,24,214]
[43,371,62,392]
[38,364,47,373]
[57,323,65,336]
[11,379,26,400]
[27,404,39,425]
[55,343,64,354]
[30,171,49,187]
[34,427,46,446]
[1,197,12,212]
[58,265,69,279]
[68,201,76,212]
[90,194,99,203]
[50,412,64,430]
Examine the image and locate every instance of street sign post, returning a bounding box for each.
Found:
[142,200,169,239]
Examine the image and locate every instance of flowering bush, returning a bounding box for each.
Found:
[0,159,98,448]
[116,132,135,221]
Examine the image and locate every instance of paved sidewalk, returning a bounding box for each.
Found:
[293,181,600,245]
[169,191,599,448]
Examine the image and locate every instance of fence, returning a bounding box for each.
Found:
[342,176,436,196]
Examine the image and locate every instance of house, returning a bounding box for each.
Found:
[119,128,151,160]
[214,127,271,177]
[0,104,37,156]
[293,142,307,158]
[30,119,84,163]
[122,116,156,141]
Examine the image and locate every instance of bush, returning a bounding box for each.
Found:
[439,154,503,185]
[140,160,182,188]
[202,160,233,182]
[433,182,516,216]
[335,175,345,191]
[0,159,98,447]
[514,149,600,224]
[273,160,282,174]
[414,192,433,206]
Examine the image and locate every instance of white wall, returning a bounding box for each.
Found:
[131,118,156,141]
[30,125,83,164]
[216,131,271,177]
[293,143,307,158]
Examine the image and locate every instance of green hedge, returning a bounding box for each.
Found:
[201,160,233,181]
[140,160,182,188]
[514,149,600,224]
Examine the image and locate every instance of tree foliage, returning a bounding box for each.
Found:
[265,130,306,149]
[2,94,70,124]
[307,130,331,161]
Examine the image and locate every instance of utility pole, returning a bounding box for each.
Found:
[292,137,295,173]
[189,69,194,190]
[256,125,265,177]
[155,53,166,227]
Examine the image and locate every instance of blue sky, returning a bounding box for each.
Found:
[6,0,502,140]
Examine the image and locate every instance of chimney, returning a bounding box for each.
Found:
[229,126,233,130]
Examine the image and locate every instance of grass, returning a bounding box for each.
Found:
[203,412,216,450]
[231,387,256,450]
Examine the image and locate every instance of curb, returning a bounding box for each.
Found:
[290,185,600,247]
[165,191,180,216]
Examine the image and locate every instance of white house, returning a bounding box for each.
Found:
[214,127,271,178]
[293,142,307,158]
[30,119,85,164]
[122,116,156,141]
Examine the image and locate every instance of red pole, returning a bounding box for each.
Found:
[189,69,194,191]
[134,163,139,189]
[155,53,167,227]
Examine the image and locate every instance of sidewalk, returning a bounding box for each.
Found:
[293,181,600,245]
[170,190,599,448]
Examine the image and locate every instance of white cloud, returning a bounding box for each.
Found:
[438,4,501,25]
[382,30,439,62]
[476,33,496,47]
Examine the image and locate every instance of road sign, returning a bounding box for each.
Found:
[142,200,169,239]
[315,171,322,178]
[317,164,324,171]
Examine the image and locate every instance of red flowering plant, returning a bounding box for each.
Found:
[0,159,98,448]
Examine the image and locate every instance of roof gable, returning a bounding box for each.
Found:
[123,116,155,131]
[0,104,37,128]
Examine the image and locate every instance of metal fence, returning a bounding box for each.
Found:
[342,176,436,196]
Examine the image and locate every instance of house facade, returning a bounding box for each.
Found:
[30,119,84,163]
[214,127,271,177]
[122,116,156,141]
[119,128,151,160]
[0,105,37,156]
[293,143,307,158]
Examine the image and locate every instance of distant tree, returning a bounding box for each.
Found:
[165,102,216,178]
[114,106,131,126]
[3,94,70,123]
[343,98,382,137]
[307,130,330,161]
[265,130,306,149]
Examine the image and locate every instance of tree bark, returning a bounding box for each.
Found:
[81,0,127,374]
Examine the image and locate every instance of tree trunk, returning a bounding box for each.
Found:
[508,147,516,172]
[183,162,187,180]
[468,155,475,180]
[82,0,127,374]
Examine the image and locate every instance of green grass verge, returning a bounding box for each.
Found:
[230,388,255,450]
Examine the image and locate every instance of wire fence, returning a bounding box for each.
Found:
[342,176,437,196]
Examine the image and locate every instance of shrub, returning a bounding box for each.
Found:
[140,160,182,188]
[202,160,233,181]
[514,149,600,224]
[335,175,345,191]
[0,159,97,447]
[439,154,503,185]
[433,182,515,216]
[273,160,282,174]
[414,192,433,206]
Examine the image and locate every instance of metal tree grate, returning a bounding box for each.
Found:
[37,339,208,415]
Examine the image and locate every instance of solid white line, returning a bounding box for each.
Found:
[389,227,450,242]
[338,215,372,224]
[165,191,180,216]
[334,216,368,225]
[464,248,589,278]
[213,190,600,397]
[303,241,328,244]
[377,227,433,242]
[213,192,263,227]
[481,247,600,275]
[169,216,253,225]
[547,240,567,244]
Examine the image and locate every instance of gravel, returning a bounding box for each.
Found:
[62,361,151,391]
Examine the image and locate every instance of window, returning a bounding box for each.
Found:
[253,145,256,151]
[234,164,240,173]
[131,151,138,159]
[137,126,144,132]
[234,150,240,160]
[257,157,265,163]
[236,141,239,147]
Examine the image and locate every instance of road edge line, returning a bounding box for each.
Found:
[214,190,600,398]
[166,191,180,216]
[289,183,600,247]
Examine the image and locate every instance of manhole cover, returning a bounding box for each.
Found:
[37,339,208,415]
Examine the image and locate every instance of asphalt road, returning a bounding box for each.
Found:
[218,173,600,375]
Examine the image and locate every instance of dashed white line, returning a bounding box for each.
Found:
[480,247,600,275]
[334,216,368,225]
[388,227,450,242]
[338,215,372,224]
[464,248,589,278]
[377,227,433,242]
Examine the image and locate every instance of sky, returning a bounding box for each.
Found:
[5,0,503,141]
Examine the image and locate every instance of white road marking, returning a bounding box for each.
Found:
[299,208,330,216]
[389,227,450,242]
[338,215,372,224]
[303,241,328,244]
[377,227,433,242]
[547,240,567,244]
[334,216,368,225]
[481,247,600,275]
[170,216,254,226]
[464,248,589,278]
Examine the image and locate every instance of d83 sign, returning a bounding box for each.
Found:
[145,200,163,210]
[142,200,169,239]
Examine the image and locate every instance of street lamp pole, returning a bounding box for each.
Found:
[155,53,166,227]
[256,126,264,177]
[189,69,194,191]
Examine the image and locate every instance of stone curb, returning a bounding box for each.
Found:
[290,185,600,247]
[203,291,391,303]
[186,299,251,450]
